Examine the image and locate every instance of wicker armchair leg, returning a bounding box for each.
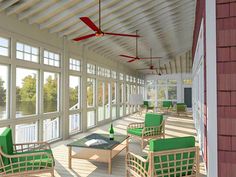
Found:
[51,169,55,177]
[141,139,144,149]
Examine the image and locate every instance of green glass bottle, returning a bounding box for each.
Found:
[109,123,114,140]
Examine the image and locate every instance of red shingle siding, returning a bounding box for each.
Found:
[216,1,236,176]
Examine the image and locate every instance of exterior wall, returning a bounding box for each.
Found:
[192,0,208,164]
[216,0,236,176]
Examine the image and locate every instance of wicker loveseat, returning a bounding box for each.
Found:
[127,113,165,148]
[0,128,55,176]
[126,136,199,177]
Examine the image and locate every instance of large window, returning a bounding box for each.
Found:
[69,114,81,134]
[16,42,39,63]
[69,76,80,110]
[15,122,38,143]
[43,72,59,113]
[98,81,104,121]
[111,82,116,119]
[157,86,167,100]
[168,86,177,100]
[105,82,110,119]
[0,65,8,120]
[87,111,95,128]
[147,80,155,100]
[119,83,124,117]
[126,84,130,114]
[0,37,9,57]
[87,63,96,75]
[87,78,95,107]
[69,58,80,71]
[43,50,60,67]
[43,117,59,141]
[16,68,37,117]
[157,79,177,101]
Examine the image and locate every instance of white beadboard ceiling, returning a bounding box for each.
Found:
[0,0,196,74]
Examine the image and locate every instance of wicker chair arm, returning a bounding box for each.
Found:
[142,120,165,136]
[126,152,148,162]
[13,142,51,153]
[0,147,53,159]
[126,152,149,177]
[127,122,144,129]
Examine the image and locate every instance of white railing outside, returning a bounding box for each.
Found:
[15,123,37,143]
[43,118,59,141]
[69,114,80,133]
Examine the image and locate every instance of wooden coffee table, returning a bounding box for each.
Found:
[67,133,129,174]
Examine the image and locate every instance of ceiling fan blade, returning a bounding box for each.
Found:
[139,57,162,60]
[73,34,96,41]
[80,17,100,32]
[128,59,136,63]
[119,55,136,59]
[136,68,150,70]
[104,32,140,37]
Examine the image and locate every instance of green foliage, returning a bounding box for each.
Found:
[43,75,58,102]
[19,75,36,101]
[69,86,78,108]
[0,77,6,104]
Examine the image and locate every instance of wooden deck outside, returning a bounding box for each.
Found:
[35,112,207,177]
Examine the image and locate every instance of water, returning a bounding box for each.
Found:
[0,101,58,119]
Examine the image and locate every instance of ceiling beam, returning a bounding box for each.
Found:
[18,0,57,21]
[40,0,96,30]
[180,56,182,73]
[165,64,168,74]
[0,0,20,12]
[186,52,188,73]
[174,59,177,73]
[6,0,40,16]
[169,61,172,74]
[28,0,80,24]
[50,0,125,34]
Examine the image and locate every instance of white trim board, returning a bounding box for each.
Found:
[206,0,218,176]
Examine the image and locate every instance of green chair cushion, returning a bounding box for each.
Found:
[144,113,163,127]
[176,104,187,112]
[4,149,54,174]
[5,156,53,174]
[143,101,149,107]
[127,128,143,137]
[150,136,195,152]
[162,101,173,108]
[176,103,186,106]
[0,128,14,165]
[143,101,154,109]
[149,137,196,177]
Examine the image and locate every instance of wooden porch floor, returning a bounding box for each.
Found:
[37,112,207,177]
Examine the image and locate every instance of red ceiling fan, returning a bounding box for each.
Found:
[119,31,162,63]
[136,52,164,75]
[73,0,140,42]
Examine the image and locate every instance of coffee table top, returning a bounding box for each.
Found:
[67,133,128,150]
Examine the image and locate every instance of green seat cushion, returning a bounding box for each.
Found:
[176,103,186,106]
[149,137,195,177]
[143,101,154,109]
[0,128,14,165]
[145,113,163,127]
[177,104,187,112]
[127,128,143,136]
[4,149,54,174]
[162,101,173,108]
